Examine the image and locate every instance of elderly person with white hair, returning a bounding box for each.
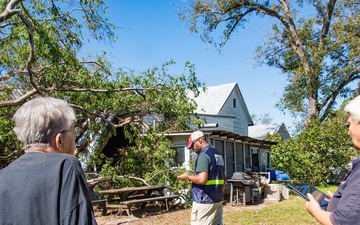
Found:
[306,95,360,225]
[0,97,97,225]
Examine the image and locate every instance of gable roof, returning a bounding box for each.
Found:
[188,83,237,114]
[188,83,252,122]
[248,123,290,140]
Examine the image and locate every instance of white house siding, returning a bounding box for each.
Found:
[187,115,234,132]
[217,88,249,136]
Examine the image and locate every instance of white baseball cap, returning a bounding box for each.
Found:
[187,131,204,149]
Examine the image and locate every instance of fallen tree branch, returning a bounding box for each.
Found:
[0,85,161,108]
[87,175,150,186]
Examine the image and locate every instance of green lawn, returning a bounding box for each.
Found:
[223,185,338,225]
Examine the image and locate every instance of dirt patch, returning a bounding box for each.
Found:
[95,200,280,225]
[94,203,190,225]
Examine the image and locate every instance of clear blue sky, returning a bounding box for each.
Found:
[84,0,295,128]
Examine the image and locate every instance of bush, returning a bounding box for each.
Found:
[270,118,355,185]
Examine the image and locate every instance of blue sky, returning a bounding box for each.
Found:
[84,1,295,128]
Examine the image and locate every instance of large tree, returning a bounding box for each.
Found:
[181,0,360,124]
[0,0,115,108]
[0,0,203,195]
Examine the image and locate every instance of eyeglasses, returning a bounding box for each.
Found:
[190,138,200,149]
[60,127,81,138]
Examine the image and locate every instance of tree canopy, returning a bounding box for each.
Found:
[268,107,356,185]
[181,0,360,124]
[251,113,274,125]
[0,0,203,196]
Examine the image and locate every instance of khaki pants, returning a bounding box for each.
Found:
[191,201,223,225]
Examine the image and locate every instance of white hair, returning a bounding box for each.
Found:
[13,97,76,148]
[344,95,360,123]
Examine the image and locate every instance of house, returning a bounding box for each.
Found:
[164,83,276,178]
[186,82,253,135]
[81,83,277,179]
[79,82,283,202]
[248,123,291,141]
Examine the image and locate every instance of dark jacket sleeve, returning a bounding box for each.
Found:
[60,157,97,225]
[60,198,97,225]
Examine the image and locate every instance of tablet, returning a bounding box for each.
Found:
[286,183,329,210]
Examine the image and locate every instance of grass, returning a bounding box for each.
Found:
[110,185,339,225]
[223,185,339,225]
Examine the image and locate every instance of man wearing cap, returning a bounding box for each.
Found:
[178,131,225,225]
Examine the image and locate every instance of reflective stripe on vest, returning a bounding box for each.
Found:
[205,179,224,185]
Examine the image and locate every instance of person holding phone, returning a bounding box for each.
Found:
[306,95,360,225]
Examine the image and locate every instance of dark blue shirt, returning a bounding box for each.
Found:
[0,152,97,225]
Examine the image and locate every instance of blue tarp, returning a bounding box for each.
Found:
[269,169,290,181]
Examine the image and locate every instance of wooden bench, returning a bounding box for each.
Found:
[105,194,180,216]
[92,199,107,216]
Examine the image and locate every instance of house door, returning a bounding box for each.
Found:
[251,147,260,172]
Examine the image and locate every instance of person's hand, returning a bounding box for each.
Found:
[177,172,188,181]
[306,193,322,216]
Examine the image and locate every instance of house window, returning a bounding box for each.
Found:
[233,98,236,108]
[170,147,185,166]
[244,145,251,172]
[176,147,185,165]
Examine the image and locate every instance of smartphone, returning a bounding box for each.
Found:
[286,183,329,210]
